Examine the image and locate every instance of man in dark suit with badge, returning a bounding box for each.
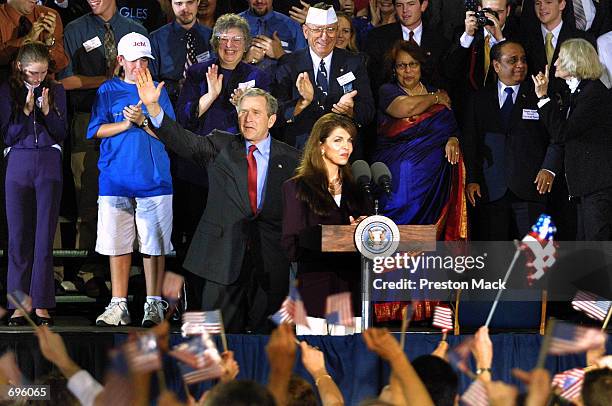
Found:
[135,68,299,333]
[273,3,374,150]
[463,41,563,240]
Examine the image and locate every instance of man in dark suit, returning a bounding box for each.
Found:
[463,41,562,240]
[364,0,450,92]
[273,3,374,150]
[520,0,611,39]
[135,69,299,333]
[521,0,591,98]
[446,0,518,124]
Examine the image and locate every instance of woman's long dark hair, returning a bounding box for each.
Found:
[292,113,361,217]
[9,42,58,116]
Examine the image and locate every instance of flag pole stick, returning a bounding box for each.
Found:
[399,304,412,350]
[454,289,461,336]
[6,294,37,329]
[536,319,556,369]
[602,305,612,331]
[539,290,548,335]
[218,312,229,353]
[485,241,521,327]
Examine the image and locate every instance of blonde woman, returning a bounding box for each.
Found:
[533,38,612,240]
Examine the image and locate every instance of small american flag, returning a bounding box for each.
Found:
[521,214,557,285]
[432,305,453,332]
[460,379,488,406]
[123,333,162,373]
[169,336,207,369]
[270,285,309,328]
[179,331,224,385]
[182,310,223,335]
[548,321,608,355]
[325,292,354,327]
[447,338,474,375]
[552,368,585,401]
[9,290,32,313]
[571,290,612,322]
[180,350,224,385]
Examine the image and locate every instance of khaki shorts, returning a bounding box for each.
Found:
[95,195,173,256]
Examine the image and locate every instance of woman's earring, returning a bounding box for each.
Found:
[321,149,325,156]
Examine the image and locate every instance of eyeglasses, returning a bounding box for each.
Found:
[216,35,245,44]
[306,25,338,37]
[500,56,527,65]
[395,62,420,70]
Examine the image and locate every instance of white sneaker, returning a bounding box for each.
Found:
[96,301,131,326]
[142,300,168,327]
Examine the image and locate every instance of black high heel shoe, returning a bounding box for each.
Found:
[8,316,28,327]
[34,314,54,326]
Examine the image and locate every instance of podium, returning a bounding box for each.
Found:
[313,224,437,330]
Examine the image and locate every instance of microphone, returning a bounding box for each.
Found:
[371,162,393,196]
[351,160,372,196]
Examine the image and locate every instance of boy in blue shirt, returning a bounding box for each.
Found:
[88,32,176,327]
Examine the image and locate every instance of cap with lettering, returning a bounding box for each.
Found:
[117,32,155,61]
[305,5,338,25]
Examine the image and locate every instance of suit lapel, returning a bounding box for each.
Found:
[329,50,346,100]
[228,138,252,215]
[260,140,284,212]
[508,83,529,132]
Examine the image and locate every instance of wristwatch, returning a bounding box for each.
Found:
[137,117,149,129]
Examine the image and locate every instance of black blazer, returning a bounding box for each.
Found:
[151,113,299,286]
[446,23,519,124]
[364,22,451,93]
[521,21,590,99]
[520,0,611,38]
[273,47,375,149]
[538,79,612,197]
[463,80,562,203]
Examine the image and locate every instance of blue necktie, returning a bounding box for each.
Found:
[500,87,514,131]
[316,59,329,96]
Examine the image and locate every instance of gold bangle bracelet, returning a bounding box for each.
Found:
[315,374,332,386]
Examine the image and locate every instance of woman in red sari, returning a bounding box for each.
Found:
[372,41,467,322]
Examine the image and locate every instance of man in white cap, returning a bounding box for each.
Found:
[87,32,177,327]
[273,2,374,150]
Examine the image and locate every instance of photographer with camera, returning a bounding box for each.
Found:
[446,0,518,126]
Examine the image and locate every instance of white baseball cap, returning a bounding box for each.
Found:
[117,32,155,61]
[305,5,338,25]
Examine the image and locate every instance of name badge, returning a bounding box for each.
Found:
[281,40,289,48]
[522,109,539,120]
[83,36,102,52]
[196,51,210,63]
[238,80,256,90]
[336,71,356,87]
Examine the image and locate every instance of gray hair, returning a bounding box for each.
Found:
[210,13,252,52]
[557,38,603,80]
[237,88,278,116]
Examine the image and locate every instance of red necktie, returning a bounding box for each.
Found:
[247,145,258,214]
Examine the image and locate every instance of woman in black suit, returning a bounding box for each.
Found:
[281,113,370,317]
[533,38,612,240]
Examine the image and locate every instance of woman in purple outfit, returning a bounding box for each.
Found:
[0,42,67,326]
